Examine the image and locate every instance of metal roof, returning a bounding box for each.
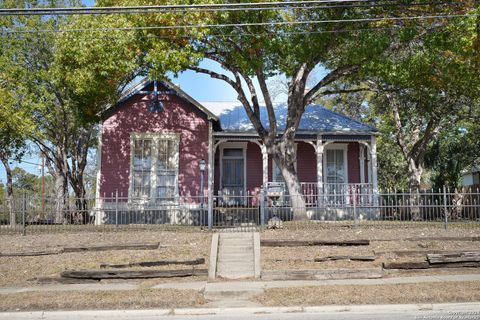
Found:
[202,102,377,134]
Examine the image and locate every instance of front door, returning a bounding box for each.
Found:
[325,148,347,204]
[221,147,245,204]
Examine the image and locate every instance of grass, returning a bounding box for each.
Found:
[0,289,206,311]
[253,281,480,306]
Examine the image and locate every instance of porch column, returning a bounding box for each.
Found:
[316,135,324,199]
[261,144,268,188]
[370,135,379,206]
[207,123,213,231]
[359,144,365,184]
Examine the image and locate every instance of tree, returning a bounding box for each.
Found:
[101,0,452,218]
[425,119,480,189]
[0,87,32,226]
[1,1,144,223]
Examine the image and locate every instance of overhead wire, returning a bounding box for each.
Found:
[0,1,464,15]
[1,13,475,34]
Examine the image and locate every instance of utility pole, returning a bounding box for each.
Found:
[41,154,45,213]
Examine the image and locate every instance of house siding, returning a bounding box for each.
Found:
[347,142,361,184]
[99,83,209,198]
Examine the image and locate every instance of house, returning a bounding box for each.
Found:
[95,79,379,226]
[462,167,480,188]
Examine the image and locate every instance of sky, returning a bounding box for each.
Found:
[0,0,325,185]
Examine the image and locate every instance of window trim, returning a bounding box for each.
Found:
[219,142,247,197]
[128,132,180,203]
[323,143,349,185]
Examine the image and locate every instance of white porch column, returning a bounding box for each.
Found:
[261,144,268,188]
[370,135,379,206]
[359,144,365,184]
[316,135,324,197]
[207,123,214,230]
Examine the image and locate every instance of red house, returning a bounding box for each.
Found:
[95,79,379,226]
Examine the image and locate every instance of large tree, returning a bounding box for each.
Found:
[0,0,144,223]
[99,0,468,218]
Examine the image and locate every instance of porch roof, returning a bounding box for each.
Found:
[202,102,377,134]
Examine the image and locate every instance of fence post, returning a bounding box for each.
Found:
[115,190,119,227]
[353,187,358,227]
[260,188,266,230]
[22,192,26,236]
[443,185,448,230]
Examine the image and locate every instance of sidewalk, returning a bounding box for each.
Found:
[1,273,480,295]
[1,303,480,320]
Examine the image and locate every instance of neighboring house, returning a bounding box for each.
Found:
[462,167,480,187]
[95,79,379,225]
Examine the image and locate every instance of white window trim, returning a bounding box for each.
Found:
[323,143,349,185]
[128,132,180,203]
[271,143,298,183]
[219,142,247,197]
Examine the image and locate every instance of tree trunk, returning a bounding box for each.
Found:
[0,156,15,226]
[272,142,308,221]
[71,177,88,224]
[53,169,68,224]
[407,159,423,220]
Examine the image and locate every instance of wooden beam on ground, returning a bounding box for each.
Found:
[383,261,480,270]
[375,250,480,257]
[314,255,375,262]
[100,258,205,269]
[382,262,430,269]
[376,236,480,242]
[0,249,63,257]
[427,252,480,264]
[60,268,208,279]
[261,268,383,280]
[63,242,160,253]
[32,277,100,284]
[261,239,370,247]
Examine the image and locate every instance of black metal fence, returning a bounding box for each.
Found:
[0,187,479,234]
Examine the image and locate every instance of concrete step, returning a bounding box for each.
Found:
[217,253,253,260]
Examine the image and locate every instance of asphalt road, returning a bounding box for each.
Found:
[2,304,480,320]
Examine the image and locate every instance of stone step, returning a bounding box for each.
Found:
[217,252,253,259]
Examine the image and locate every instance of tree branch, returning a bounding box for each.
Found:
[256,69,277,139]
[304,64,360,105]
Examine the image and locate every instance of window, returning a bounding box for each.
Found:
[130,134,179,202]
[326,149,345,184]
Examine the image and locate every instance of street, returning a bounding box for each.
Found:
[2,303,480,320]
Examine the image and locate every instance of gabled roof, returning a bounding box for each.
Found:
[103,78,219,124]
[201,102,377,134]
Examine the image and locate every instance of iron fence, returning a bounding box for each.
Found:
[0,186,479,234]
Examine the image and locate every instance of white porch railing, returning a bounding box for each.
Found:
[265,182,375,207]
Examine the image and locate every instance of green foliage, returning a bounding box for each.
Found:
[425,120,480,189]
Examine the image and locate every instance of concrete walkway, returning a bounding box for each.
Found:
[1,273,479,295]
[2,303,480,320]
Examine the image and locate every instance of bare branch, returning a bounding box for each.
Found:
[256,69,277,138]
[188,65,237,89]
[304,64,360,105]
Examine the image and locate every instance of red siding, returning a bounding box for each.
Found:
[347,142,361,184]
[297,142,317,183]
[99,83,209,198]
[246,142,263,195]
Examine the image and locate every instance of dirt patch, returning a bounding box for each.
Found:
[0,289,206,311]
[0,231,211,287]
[262,222,480,241]
[261,223,480,273]
[254,281,480,306]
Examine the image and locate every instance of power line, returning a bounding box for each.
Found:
[1,13,475,34]
[0,25,410,40]
[0,1,463,15]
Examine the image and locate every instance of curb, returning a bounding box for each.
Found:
[1,302,480,319]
